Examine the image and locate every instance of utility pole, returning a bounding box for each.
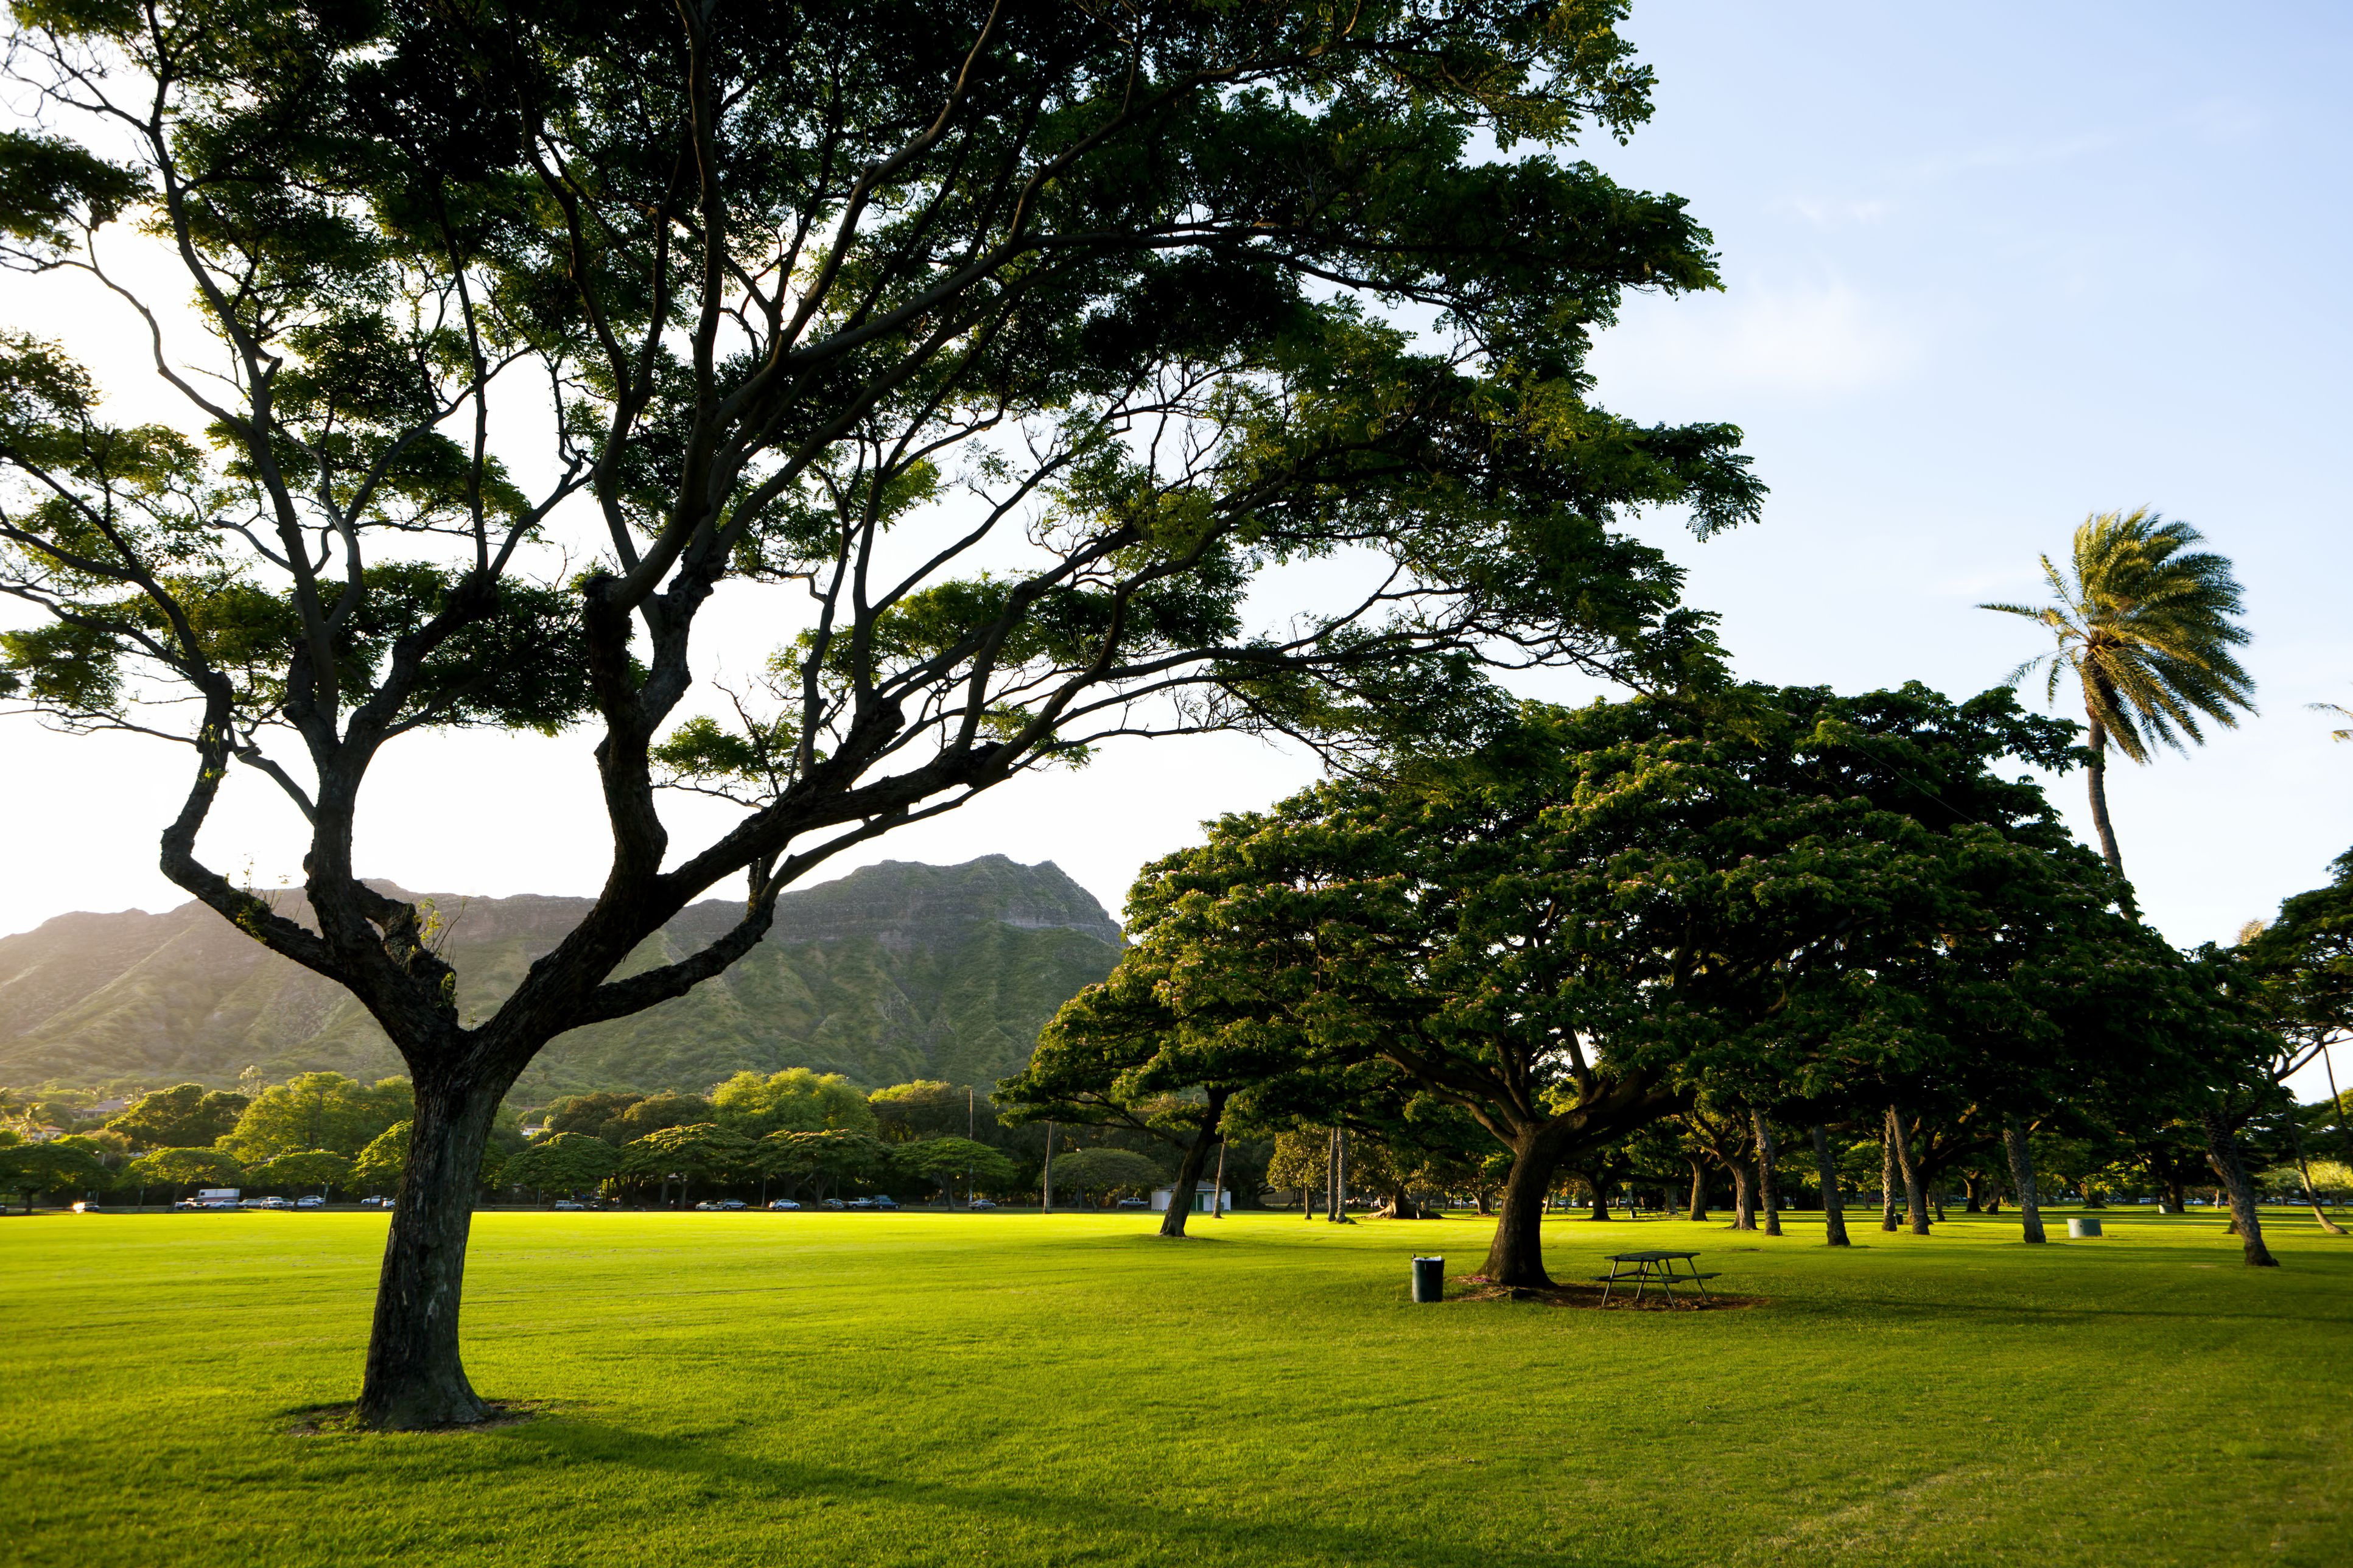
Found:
[967,1085,975,1138]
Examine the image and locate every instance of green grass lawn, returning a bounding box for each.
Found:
[3,1205,2348,1567]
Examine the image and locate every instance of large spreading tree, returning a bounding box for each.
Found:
[1071,685,2153,1288]
[0,0,1759,1424]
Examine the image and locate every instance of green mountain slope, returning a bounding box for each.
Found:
[0,858,1122,1096]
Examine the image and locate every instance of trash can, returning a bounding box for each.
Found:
[1411,1255,1445,1303]
[2067,1216,2103,1238]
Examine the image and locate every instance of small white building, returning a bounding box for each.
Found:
[1150,1181,1232,1214]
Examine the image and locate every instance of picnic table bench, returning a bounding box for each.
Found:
[1596,1250,1717,1307]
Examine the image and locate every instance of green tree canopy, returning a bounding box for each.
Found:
[609,1095,715,1143]
[869,1082,990,1144]
[105,1085,249,1151]
[502,1132,619,1197]
[352,1124,412,1195]
[126,1146,246,1194]
[1046,1147,1166,1200]
[249,1149,354,1195]
[1076,685,2162,1285]
[0,1136,108,1207]
[219,1074,412,1162]
[754,1129,890,1200]
[542,1093,648,1145]
[714,1069,875,1138]
[618,1123,757,1185]
[893,1136,1017,1205]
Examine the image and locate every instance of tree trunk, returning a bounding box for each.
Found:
[2287,1115,2346,1235]
[356,1073,500,1429]
[2200,1108,2279,1267]
[1811,1125,1850,1247]
[1210,1137,1227,1222]
[1158,1091,1227,1239]
[1330,1125,1350,1224]
[1479,1128,1569,1288]
[1324,1127,1338,1220]
[1042,1121,1055,1213]
[2002,1117,2046,1244]
[2160,1177,2186,1216]
[1888,1108,1929,1235]
[1582,1171,1613,1220]
[1685,1158,1708,1222]
[1728,1156,1756,1231]
[2084,715,2126,880]
[1753,1111,1781,1237]
[1881,1122,1901,1231]
[1963,1172,1983,1213]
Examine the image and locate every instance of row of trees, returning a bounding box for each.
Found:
[0,1063,1208,1211]
[999,683,2335,1284]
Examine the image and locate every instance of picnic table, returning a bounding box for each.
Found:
[1596,1250,1716,1307]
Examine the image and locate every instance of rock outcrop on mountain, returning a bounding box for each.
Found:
[0,857,1122,1096]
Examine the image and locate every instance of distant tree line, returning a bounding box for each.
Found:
[0,1064,1244,1212]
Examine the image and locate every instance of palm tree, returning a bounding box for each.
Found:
[1981,507,2254,881]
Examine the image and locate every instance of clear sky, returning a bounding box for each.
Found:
[5,5,2349,1040]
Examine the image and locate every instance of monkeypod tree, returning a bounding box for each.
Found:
[104,1085,249,1152]
[250,1148,356,1200]
[894,1135,1016,1207]
[755,1127,888,1203]
[1044,1146,1167,1206]
[0,1135,107,1209]
[0,0,1756,1426]
[1001,946,1386,1237]
[500,1131,619,1202]
[619,1122,756,1206]
[1080,684,2136,1287]
[124,1145,245,1200]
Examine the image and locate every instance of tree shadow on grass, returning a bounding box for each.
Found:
[499,1416,1653,1568]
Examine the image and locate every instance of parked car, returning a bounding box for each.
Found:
[359,1195,387,1207]
[871,1196,898,1210]
[239,1197,292,1210]
[296,1195,326,1208]
[969,1199,997,1210]
[767,1199,802,1211]
[820,1197,846,1209]
[701,1199,747,1211]
[1114,1197,1149,1209]
[846,1197,875,1209]
[550,1199,586,1211]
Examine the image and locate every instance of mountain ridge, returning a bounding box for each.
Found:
[0,856,1123,1097]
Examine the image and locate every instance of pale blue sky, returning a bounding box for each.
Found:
[5,4,2348,1038]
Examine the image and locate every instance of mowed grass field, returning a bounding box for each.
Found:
[3,1206,2349,1568]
